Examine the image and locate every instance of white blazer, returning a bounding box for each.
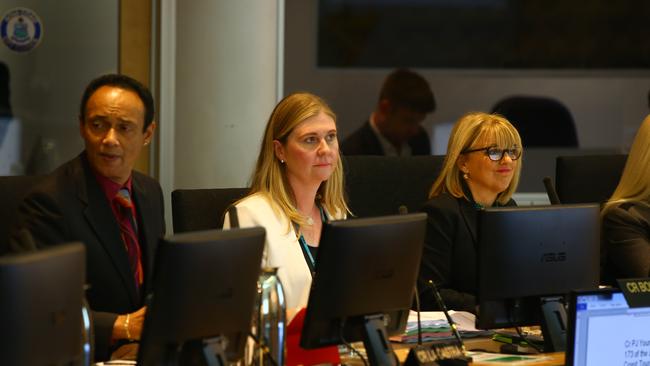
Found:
[223,193,344,312]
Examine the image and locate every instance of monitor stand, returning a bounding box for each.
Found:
[499,296,567,354]
[362,314,398,366]
[539,296,567,352]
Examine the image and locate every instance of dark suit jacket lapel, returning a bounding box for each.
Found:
[131,174,157,295]
[458,199,478,248]
[458,181,481,248]
[407,126,431,155]
[77,155,140,306]
[361,121,385,155]
[457,192,516,251]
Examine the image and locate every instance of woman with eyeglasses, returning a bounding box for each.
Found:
[418,112,522,313]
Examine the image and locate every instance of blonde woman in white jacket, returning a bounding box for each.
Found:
[223,92,349,318]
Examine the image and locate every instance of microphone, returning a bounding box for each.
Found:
[414,286,423,345]
[405,282,471,366]
[543,176,561,205]
[428,280,467,355]
[405,285,433,366]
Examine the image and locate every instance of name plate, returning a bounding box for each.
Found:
[404,343,471,366]
[617,278,650,308]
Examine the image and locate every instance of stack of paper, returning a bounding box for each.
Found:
[391,310,492,343]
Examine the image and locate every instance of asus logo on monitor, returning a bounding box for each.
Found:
[540,252,566,263]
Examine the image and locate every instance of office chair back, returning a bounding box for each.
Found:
[555,154,627,204]
[171,188,249,233]
[172,155,443,228]
[0,175,43,250]
[343,155,444,217]
[492,95,578,147]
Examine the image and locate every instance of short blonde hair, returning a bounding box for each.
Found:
[429,112,523,205]
[603,114,650,213]
[246,92,349,227]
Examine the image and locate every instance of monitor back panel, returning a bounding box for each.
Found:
[478,205,600,301]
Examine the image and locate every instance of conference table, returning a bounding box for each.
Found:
[339,337,564,366]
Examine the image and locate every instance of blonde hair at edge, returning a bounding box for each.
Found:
[603,114,650,214]
[247,92,349,229]
[429,112,523,205]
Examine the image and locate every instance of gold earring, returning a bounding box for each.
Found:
[463,171,469,180]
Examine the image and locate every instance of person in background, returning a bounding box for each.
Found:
[223,92,349,318]
[602,114,650,283]
[341,68,436,156]
[9,74,164,361]
[418,112,522,313]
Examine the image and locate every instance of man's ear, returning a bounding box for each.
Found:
[273,140,285,162]
[378,99,392,114]
[143,121,156,145]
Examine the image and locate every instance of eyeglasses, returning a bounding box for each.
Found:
[463,146,522,161]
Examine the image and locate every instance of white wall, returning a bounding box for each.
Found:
[168,1,282,190]
[158,1,282,229]
[284,1,650,152]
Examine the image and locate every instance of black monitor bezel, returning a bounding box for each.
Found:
[300,213,427,349]
[0,242,85,366]
[476,204,601,330]
[565,287,629,366]
[137,227,265,365]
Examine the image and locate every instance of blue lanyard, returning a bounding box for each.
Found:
[294,205,326,275]
[298,235,316,271]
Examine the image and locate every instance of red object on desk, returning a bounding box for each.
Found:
[286,308,341,366]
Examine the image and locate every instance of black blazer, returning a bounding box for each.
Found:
[418,192,515,313]
[601,201,650,283]
[341,120,431,156]
[10,153,165,361]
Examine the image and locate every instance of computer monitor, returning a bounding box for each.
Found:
[137,227,265,366]
[476,204,601,351]
[566,288,650,366]
[0,242,86,366]
[300,213,427,366]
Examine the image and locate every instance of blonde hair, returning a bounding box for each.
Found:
[603,114,650,213]
[246,92,349,228]
[429,112,523,205]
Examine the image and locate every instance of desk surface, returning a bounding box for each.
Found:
[465,336,563,366]
[390,338,565,366]
[468,352,563,366]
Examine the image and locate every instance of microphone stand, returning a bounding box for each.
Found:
[415,286,423,346]
[428,280,467,356]
[405,285,436,366]
[543,176,561,205]
[405,283,471,366]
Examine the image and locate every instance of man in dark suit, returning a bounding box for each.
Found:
[341,68,436,156]
[10,74,164,361]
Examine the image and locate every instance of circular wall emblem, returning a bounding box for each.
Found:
[1,7,43,52]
